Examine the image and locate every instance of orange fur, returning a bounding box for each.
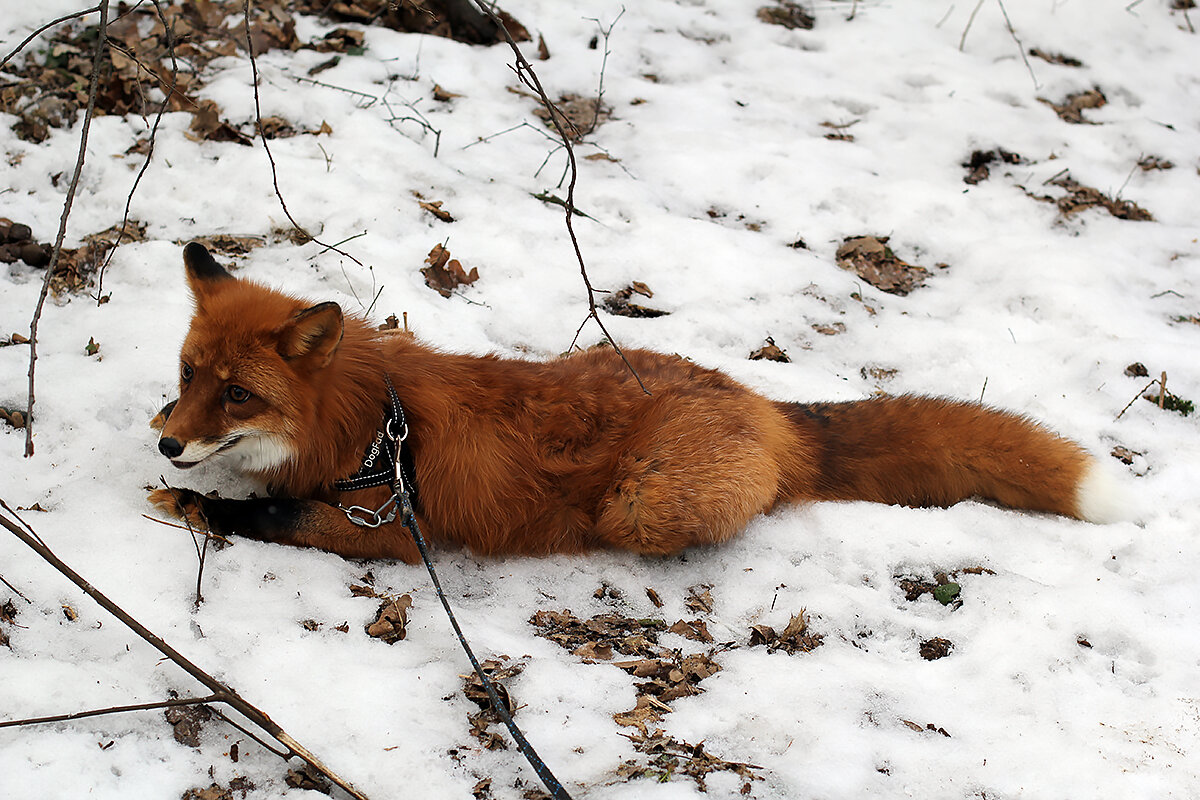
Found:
[152,244,1111,564]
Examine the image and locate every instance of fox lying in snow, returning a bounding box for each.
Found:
[149,243,1125,562]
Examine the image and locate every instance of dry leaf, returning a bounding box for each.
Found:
[421,244,478,297]
[366,594,412,643]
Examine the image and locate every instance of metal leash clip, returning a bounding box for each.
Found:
[340,494,399,528]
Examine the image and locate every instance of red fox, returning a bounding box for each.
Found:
[149,243,1125,563]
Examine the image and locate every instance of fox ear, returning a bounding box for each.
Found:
[278,301,343,366]
[183,242,233,300]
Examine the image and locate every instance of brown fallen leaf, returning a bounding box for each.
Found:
[418,199,455,223]
[685,585,715,614]
[603,283,669,318]
[836,235,931,296]
[1039,87,1106,124]
[365,594,412,643]
[749,337,791,363]
[421,244,478,298]
[667,619,714,643]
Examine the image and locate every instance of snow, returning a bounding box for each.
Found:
[2,1,1200,798]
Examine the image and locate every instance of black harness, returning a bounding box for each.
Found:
[333,375,572,799]
[334,377,419,525]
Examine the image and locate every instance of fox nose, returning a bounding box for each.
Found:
[159,437,184,459]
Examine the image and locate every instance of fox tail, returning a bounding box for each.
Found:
[774,395,1128,523]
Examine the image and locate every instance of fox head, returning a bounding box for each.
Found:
[157,243,344,477]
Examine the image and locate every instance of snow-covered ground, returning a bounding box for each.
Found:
[2,1,1199,797]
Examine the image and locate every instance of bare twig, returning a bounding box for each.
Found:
[157,478,209,609]
[0,572,32,603]
[0,694,220,730]
[0,504,370,800]
[995,0,1038,89]
[468,1,648,394]
[1114,378,1159,420]
[0,4,103,72]
[959,0,986,50]
[583,9,624,137]
[24,1,110,457]
[242,0,368,269]
[95,0,182,304]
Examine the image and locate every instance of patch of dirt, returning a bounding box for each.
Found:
[901,719,951,737]
[919,637,954,661]
[165,702,213,747]
[1137,155,1174,171]
[898,567,993,609]
[618,730,762,793]
[291,0,529,46]
[1028,48,1083,67]
[1029,172,1153,221]
[748,610,824,654]
[285,764,332,794]
[820,119,858,142]
[1039,88,1107,124]
[529,609,668,660]
[962,147,1025,185]
[0,599,17,649]
[704,206,766,232]
[757,3,816,30]
[836,235,932,296]
[1110,445,1143,465]
[2,1,525,146]
[531,93,612,141]
[749,337,791,363]
[462,657,525,750]
[603,282,669,318]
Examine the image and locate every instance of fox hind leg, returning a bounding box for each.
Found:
[594,445,780,557]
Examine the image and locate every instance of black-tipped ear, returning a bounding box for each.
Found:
[278,301,344,367]
[183,242,233,297]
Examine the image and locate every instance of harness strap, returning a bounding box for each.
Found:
[337,376,573,798]
[398,490,573,800]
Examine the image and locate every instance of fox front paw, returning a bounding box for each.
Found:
[148,487,208,529]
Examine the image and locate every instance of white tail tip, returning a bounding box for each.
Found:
[1074,458,1134,524]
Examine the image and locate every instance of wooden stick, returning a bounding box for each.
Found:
[0,505,370,800]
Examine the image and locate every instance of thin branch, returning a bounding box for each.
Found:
[0,695,220,731]
[995,0,1038,89]
[0,4,103,72]
[95,0,182,304]
[24,1,110,457]
[468,1,648,394]
[959,0,985,51]
[242,0,368,270]
[1114,378,1159,421]
[0,504,370,800]
[582,9,624,136]
[0,572,32,603]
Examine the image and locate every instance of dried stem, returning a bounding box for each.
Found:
[0,4,103,72]
[469,1,648,394]
[242,0,368,269]
[23,1,109,457]
[995,0,1039,90]
[0,504,370,800]
[0,695,220,731]
[95,0,182,304]
[959,0,986,50]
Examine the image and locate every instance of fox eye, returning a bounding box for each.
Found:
[181,363,193,383]
[226,385,251,404]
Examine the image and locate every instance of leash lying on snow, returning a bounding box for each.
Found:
[339,378,573,800]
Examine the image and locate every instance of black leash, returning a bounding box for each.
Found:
[339,379,572,800]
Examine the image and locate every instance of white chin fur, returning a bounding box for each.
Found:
[1075,458,1134,524]
[223,434,295,474]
